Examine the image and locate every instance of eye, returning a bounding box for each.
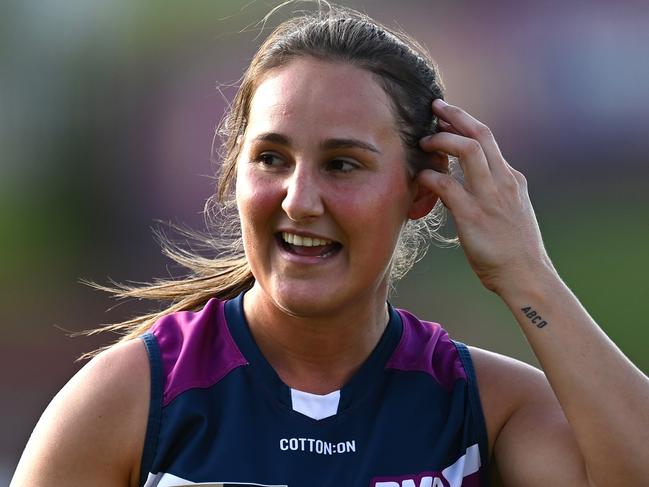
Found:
[253,151,285,169]
[328,157,360,173]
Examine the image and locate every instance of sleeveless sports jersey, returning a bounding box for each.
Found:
[139,293,489,486]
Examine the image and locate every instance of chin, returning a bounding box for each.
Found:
[270,281,349,318]
[274,294,336,318]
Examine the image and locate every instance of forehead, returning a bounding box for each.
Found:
[246,58,399,144]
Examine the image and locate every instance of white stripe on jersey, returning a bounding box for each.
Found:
[442,443,481,487]
[143,471,287,487]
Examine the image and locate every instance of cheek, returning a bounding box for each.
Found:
[236,169,281,222]
[337,178,411,248]
[236,172,287,263]
[348,175,410,221]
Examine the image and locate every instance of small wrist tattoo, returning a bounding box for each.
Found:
[520,306,548,328]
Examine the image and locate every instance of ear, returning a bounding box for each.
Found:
[407,181,438,220]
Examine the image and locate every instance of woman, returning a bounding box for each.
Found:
[12,4,649,486]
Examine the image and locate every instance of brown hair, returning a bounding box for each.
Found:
[80,2,455,357]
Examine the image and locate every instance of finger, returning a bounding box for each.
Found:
[437,119,462,136]
[416,169,470,216]
[432,99,513,181]
[425,150,449,173]
[420,131,495,194]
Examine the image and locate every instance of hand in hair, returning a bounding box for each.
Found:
[419,99,649,486]
[418,98,550,296]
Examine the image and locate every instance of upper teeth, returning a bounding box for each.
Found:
[282,232,332,247]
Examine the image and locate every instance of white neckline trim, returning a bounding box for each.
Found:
[290,388,340,420]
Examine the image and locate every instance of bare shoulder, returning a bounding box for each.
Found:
[11,339,151,487]
[468,346,589,486]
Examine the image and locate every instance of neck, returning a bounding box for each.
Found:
[243,283,390,395]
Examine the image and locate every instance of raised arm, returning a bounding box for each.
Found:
[11,339,150,487]
[417,99,649,486]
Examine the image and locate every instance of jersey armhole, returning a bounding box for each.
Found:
[453,340,490,480]
[139,332,163,487]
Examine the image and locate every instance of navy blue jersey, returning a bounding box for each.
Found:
[139,293,489,486]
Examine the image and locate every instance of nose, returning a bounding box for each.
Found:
[281,166,325,222]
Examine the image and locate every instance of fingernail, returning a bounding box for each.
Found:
[433,98,448,107]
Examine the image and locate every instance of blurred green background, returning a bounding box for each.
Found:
[1,0,648,481]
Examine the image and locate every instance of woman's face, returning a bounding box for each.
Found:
[236,57,418,317]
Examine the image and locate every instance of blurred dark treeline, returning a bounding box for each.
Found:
[1,0,648,480]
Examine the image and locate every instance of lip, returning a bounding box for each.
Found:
[274,233,342,265]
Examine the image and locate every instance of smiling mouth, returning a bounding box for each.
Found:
[277,232,342,258]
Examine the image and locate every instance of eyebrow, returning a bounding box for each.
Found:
[252,132,381,154]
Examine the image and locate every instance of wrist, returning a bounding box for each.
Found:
[494,257,563,304]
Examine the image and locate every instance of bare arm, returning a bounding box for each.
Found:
[471,347,591,486]
[418,99,649,485]
[496,270,649,485]
[11,339,150,487]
